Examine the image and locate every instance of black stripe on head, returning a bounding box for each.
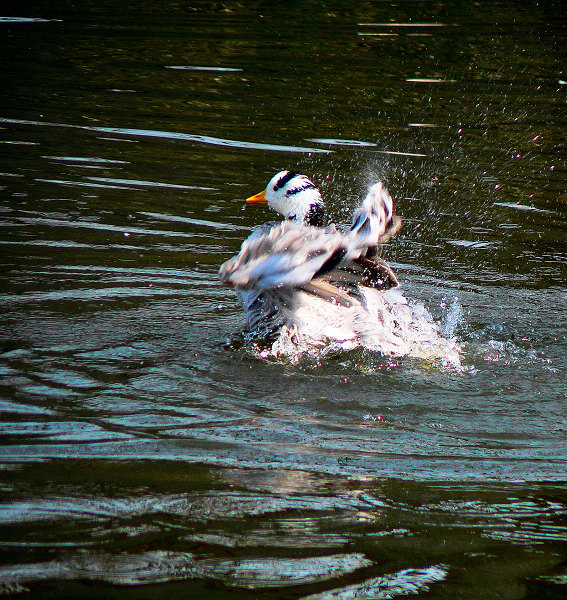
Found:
[273,170,298,191]
[286,182,317,196]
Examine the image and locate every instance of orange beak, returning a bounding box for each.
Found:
[245,189,267,204]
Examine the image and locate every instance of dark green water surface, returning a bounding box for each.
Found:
[0,1,566,598]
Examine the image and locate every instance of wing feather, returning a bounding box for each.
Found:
[349,181,394,249]
[219,221,348,290]
[219,181,401,294]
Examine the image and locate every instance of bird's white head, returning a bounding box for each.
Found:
[246,170,325,226]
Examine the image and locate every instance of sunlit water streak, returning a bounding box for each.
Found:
[0,118,333,154]
[165,65,244,72]
[0,17,55,23]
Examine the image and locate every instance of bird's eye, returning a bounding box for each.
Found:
[273,185,278,191]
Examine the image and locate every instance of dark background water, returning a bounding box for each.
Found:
[0,1,566,598]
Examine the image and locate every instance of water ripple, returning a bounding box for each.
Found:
[0,17,55,23]
[11,215,212,238]
[165,65,243,72]
[357,22,455,27]
[301,565,448,600]
[35,178,135,190]
[494,201,555,214]
[42,155,129,165]
[87,176,217,191]
[306,138,378,147]
[0,287,194,305]
[0,550,372,589]
[0,492,367,524]
[0,422,132,444]
[139,211,250,231]
[0,117,332,154]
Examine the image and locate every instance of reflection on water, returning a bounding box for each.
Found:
[1,463,566,597]
[0,0,566,598]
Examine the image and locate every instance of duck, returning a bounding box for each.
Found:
[219,171,425,358]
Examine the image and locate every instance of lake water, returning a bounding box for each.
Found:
[0,1,566,598]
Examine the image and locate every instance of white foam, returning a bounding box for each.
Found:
[265,288,462,368]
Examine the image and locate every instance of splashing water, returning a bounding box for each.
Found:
[440,296,467,339]
[251,288,462,368]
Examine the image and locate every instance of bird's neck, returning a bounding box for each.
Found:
[286,203,325,226]
[304,203,325,226]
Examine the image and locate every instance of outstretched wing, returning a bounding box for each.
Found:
[349,181,396,249]
[219,221,350,290]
